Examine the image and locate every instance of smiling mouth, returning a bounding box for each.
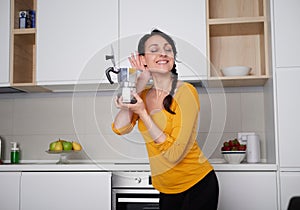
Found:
[157,60,169,64]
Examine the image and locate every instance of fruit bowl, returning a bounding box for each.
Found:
[46,150,81,164]
[47,139,82,164]
[221,66,251,76]
[222,151,246,164]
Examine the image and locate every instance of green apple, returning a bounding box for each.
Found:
[62,141,73,151]
[49,141,57,151]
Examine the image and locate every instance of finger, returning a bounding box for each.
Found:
[117,97,131,110]
[129,53,138,68]
[132,92,141,102]
[131,53,137,62]
[128,55,135,64]
[114,97,121,108]
[132,92,138,97]
[128,57,134,67]
[135,51,141,66]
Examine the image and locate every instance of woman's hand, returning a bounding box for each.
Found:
[128,52,152,93]
[115,93,146,116]
[129,51,146,71]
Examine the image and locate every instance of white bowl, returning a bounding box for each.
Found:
[222,151,246,164]
[221,66,251,76]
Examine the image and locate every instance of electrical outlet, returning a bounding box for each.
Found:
[238,132,255,142]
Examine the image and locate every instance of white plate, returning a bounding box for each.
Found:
[46,150,81,154]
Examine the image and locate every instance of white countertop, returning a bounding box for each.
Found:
[0,161,277,172]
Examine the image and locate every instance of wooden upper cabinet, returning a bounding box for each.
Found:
[206,0,270,87]
[10,0,36,89]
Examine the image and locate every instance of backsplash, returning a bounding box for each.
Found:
[0,86,266,163]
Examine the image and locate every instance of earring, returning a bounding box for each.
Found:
[144,64,147,68]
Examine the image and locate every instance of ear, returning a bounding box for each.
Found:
[140,56,147,67]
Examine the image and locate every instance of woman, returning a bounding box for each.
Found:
[112,29,219,210]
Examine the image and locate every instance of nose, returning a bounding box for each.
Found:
[159,49,168,56]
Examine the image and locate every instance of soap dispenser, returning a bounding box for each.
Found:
[10,142,20,164]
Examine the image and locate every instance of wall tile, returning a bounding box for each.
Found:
[76,133,148,162]
[199,91,227,133]
[224,93,242,132]
[71,95,91,135]
[0,99,13,135]
[0,87,266,162]
[85,94,116,135]
[13,96,77,135]
[241,91,265,132]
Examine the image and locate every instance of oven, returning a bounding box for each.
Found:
[112,171,160,210]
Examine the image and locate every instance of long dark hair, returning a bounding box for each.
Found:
[138,29,178,114]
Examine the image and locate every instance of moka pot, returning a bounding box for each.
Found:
[105,67,139,104]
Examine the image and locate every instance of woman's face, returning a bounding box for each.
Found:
[142,35,175,74]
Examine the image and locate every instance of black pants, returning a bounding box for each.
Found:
[159,170,219,210]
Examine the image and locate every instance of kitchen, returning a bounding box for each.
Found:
[0,0,299,210]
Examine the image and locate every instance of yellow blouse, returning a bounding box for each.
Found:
[112,82,213,194]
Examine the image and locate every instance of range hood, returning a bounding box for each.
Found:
[0,87,24,93]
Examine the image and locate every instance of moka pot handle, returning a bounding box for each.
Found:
[105,67,120,84]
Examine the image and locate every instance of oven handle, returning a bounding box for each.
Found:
[118,197,159,203]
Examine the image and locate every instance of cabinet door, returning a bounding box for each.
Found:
[119,0,207,80]
[0,0,10,86]
[276,68,300,167]
[216,171,277,210]
[36,0,118,86]
[0,172,21,210]
[280,172,300,210]
[20,172,112,210]
[273,0,300,68]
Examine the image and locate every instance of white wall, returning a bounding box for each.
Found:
[0,86,266,163]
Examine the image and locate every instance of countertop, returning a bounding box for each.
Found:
[0,160,277,172]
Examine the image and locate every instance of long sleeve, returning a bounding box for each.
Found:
[112,113,139,135]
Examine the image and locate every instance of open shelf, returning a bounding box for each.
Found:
[12,33,35,84]
[13,28,36,34]
[208,0,264,19]
[206,0,269,87]
[209,22,266,77]
[10,0,37,87]
[208,17,265,25]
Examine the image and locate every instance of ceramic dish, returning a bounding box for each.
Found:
[222,151,246,164]
[221,66,251,76]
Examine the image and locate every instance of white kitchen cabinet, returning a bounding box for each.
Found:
[0,0,10,87]
[280,172,300,210]
[36,0,118,89]
[0,172,21,210]
[216,171,278,210]
[20,172,111,210]
[276,68,300,168]
[273,0,300,68]
[119,0,207,81]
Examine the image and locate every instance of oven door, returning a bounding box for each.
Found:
[113,188,160,210]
